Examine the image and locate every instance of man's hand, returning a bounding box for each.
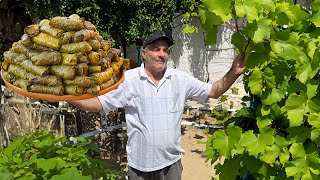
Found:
[208,52,246,99]
[230,52,246,76]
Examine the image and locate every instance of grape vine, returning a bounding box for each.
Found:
[191,0,320,179]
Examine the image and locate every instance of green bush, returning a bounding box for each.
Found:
[0,130,120,180]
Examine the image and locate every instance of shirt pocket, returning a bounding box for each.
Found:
[169,93,182,113]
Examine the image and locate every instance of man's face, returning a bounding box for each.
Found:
[142,39,169,74]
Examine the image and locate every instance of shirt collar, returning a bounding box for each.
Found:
[138,63,172,79]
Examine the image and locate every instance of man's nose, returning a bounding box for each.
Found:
[158,49,167,57]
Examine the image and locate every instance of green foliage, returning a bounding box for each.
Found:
[0,131,119,180]
[231,86,239,95]
[194,0,320,179]
[209,109,230,125]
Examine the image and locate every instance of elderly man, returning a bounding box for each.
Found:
[69,31,245,180]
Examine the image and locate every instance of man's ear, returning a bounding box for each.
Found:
[142,48,146,60]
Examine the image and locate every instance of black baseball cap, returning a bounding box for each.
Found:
[143,31,174,48]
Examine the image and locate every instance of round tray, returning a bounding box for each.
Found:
[1,70,125,101]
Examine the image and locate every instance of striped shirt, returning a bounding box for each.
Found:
[98,63,212,172]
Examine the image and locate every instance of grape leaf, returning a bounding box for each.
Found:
[260,144,280,164]
[211,124,242,158]
[308,113,320,129]
[281,93,307,127]
[306,80,319,99]
[311,51,320,78]
[215,156,241,179]
[248,68,263,95]
[296,53,312,84]
[234,0,259,23]
[263,67,276,88]
[311,0,320,12]
[202,0,232,22]
[279,148,290,165]
[239,131,275,157]
[290,143,306,159]
[308,96,320,113]
[288,4,310,22]
[253,18,272,43]
[310,11,320,27]
[231,31,247,52]
[245,51,269,69]
[270,40,300,60]
[259,0,275,12]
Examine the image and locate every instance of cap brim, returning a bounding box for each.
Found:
[143,35,174,48]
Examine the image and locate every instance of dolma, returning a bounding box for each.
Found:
[88,66,102,73]
[3,51,27,64]
[61,53,78,65]
[73,29,97,42]
[1,70,16,83]
[93,34,103,42]
[100,57,111,70]
[24,24,40,37]
[32,32,61,50]
[113,69,120,77]
[106,50,114,59]
[1,61,10,71]
[50,65,76,80]
[10,41,28,54]
[13,79,31,91]
[64,76,93,87]
[32,43,55,52]
[39,19,50,26]
[85,85,101,95]
[40,23,64,38]
[65,85,84,95]
[29,84,64,96]
[30,51,62,65]
[87,39,101,51]
[20,34,33,48]
[111,62,120,71]
[100,78,116,90]
[84,21,96,31]
[112,54,119,62]
[88,51,101,65]
[61,31,75,44]
[112,48,121,56]
[101,40,111,51]
[8,64,30,79]
[90,67,113,85]
[49,16,84,31]
[21,60,50,76]
[25,49,41,58]
[76,52,89,63]
[29,75,62,86]
[122,58,131,69]
[111,49,122,62]
[60,42,92,53]
[76,63,89,76]
[118,57,125,67]
[69,14,82,19]
[98,49,108,58]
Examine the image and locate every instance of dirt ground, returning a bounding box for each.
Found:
[181,125,219,180]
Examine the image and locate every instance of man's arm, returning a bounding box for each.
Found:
[209,53,245,99]
[68,97,102,112]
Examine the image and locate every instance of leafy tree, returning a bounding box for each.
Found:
[186,0,320,179]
